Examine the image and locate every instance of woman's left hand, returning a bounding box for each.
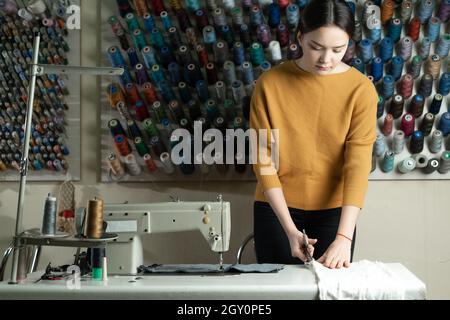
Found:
[317,237,352,269]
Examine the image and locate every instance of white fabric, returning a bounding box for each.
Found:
[311,260,406,300]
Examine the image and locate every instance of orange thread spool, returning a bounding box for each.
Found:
[382,114,394,136]
[169,0,182,12]
[141,82,158,104]
[381,0,395,25]
[134,0,149,16]
[108,83,125,109]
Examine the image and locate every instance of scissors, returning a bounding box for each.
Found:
[302,229,314,264]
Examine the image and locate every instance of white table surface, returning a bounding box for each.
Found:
[0,263,426,300]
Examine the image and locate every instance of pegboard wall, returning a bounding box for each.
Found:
[0,0,81,182]
[100,0,449,182]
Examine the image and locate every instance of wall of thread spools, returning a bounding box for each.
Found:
[0,0,81,182]
[101,0,449,182]
[347,0,449,179]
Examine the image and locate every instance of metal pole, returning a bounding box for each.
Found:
[9,33,41,284]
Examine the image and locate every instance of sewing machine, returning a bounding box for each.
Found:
[101,196,231,274]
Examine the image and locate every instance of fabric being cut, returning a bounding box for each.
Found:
[311,260,406,300]
[137,264,284,274]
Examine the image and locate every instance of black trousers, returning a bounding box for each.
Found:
[253,201,356,264]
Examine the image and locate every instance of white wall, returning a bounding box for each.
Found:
[1,0,449,299]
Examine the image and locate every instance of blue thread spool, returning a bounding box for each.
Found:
[196,80,209,102]
[141,46,157,69]
[107,46,125,67]
[168,62,181,86]
[242,61,254,85]
[382,75,395,99]
[42,193,57,235]
[358,39,373,63]
[206,99,219,121]
[389,56,404,81]
[438,73,450,95]
[440,112,450,136]
[119,66,132,86]
[419,37,431,59]
[220,25,235,48]
[417,0,434,24]
[143,13,155,32]
[410,131,424,154]
[268,3,281,28]
[233,42,245,66]
[352,58,365,74]
[428,17,441,42]
[151,64,165,85]
[108,119,126,137]
[371,57,383,82]
[436,34,450,58]
[381,151,395,172]
[124,12,140,31]
[369,25,382,45]
[178,82,192,103]
[388,18,402,43]
[160,46,175,68]
[132,29,147,50]
[380,37,394,62]
[158,79,176,103]
[126,47,139,68]
[297,0,310,10]
[127,120,142,139]
[160,11,172,31]
[286,4,300,29]
[150,27,166,49]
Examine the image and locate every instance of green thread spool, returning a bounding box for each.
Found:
[250,42,264,66]
[381,151,395,172]
[92,268,102,280]
[125,12,140,31]
[132,29,147,50]
[223,99,236,122]
[398,157,416,173]
[150,27,165,49]
[152,101,166,122]
[134,136,149,157]
[143,118,159,137]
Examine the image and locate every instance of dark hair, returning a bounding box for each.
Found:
[296,0,355,39]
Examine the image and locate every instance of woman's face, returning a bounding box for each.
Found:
[297,25,349,75]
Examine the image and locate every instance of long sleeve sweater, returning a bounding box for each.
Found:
[250,60,378,210]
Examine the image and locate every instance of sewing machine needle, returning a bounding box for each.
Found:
[218,252,224,272]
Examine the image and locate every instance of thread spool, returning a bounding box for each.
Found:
[410,131,424,154]
[85,198,104,239]
[401,113,415,137]
[374,134,386,157]
[124,153,142,175]
[42,193,57,235]
[143,153,157,172]
[423,158,440,174]
[382,114,394,136]
[438,151,450,174]
[440,112,450,136]
[389,94,404,119]
[160,152,175,174]
[393,130,405,154]
[420,113,435,136]
[412,154,428,169]
[381,151,395,173]
[398,157,416,174]
[429,130,443,154]
[107,153,125,176]
[91,248,105,280]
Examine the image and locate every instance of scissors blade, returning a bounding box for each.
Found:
[302,229,313,263]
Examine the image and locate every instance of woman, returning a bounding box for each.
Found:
[250,0,378,269]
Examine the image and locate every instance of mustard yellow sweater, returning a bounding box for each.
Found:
[250,60,378,210]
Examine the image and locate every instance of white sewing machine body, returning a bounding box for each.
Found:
[102,200,231,274]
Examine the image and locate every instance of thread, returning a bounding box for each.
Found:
[377,96,385,118]
[410,131,424,154]
[389,56,404,81]
[430,130,443,153]
[412,154,428,169]
[388,18,402,43]
[399,74,414,99]
[108,153,125,176]
[382,114,394,136]
[407,17,421,42]
[389,94,404,118]
[440,112,450,136]
[401,113,415,137]
[124,153,142,175]
[86,198,104,239]
[196,80,210,102]
[399,37,413,61]
[400,0,413,22]
[381,151,395,173]
[426,54,441,79]
[268,41,282,62]
[419,37,431,60]
[393,130,405,154]
[438,73,450,95]
[438,0,450,22]
[419,73,434,97]
[381,0,395,25]
[114,134,132,156]
[409,94,425,118]
[409,55,423,79]
[42,193,57,235]
[358,39,373,63]
[428,17,441,42]
[423,158,439,173]
[436,34,450,58]
[108,119,126,137]
[417,0,434,24]
[398,157,416,173]
[373,134,386,157]
[380,37,394,62]
[353,20,362,43]
[429,94,443,115]
[420,113,435,136]
[160,152,175,174]
[143,153,157,172]
[438,151,450,174]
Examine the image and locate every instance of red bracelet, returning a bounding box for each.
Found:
[336,233,353,242]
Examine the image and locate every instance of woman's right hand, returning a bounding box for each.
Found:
[287,229,317,262]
